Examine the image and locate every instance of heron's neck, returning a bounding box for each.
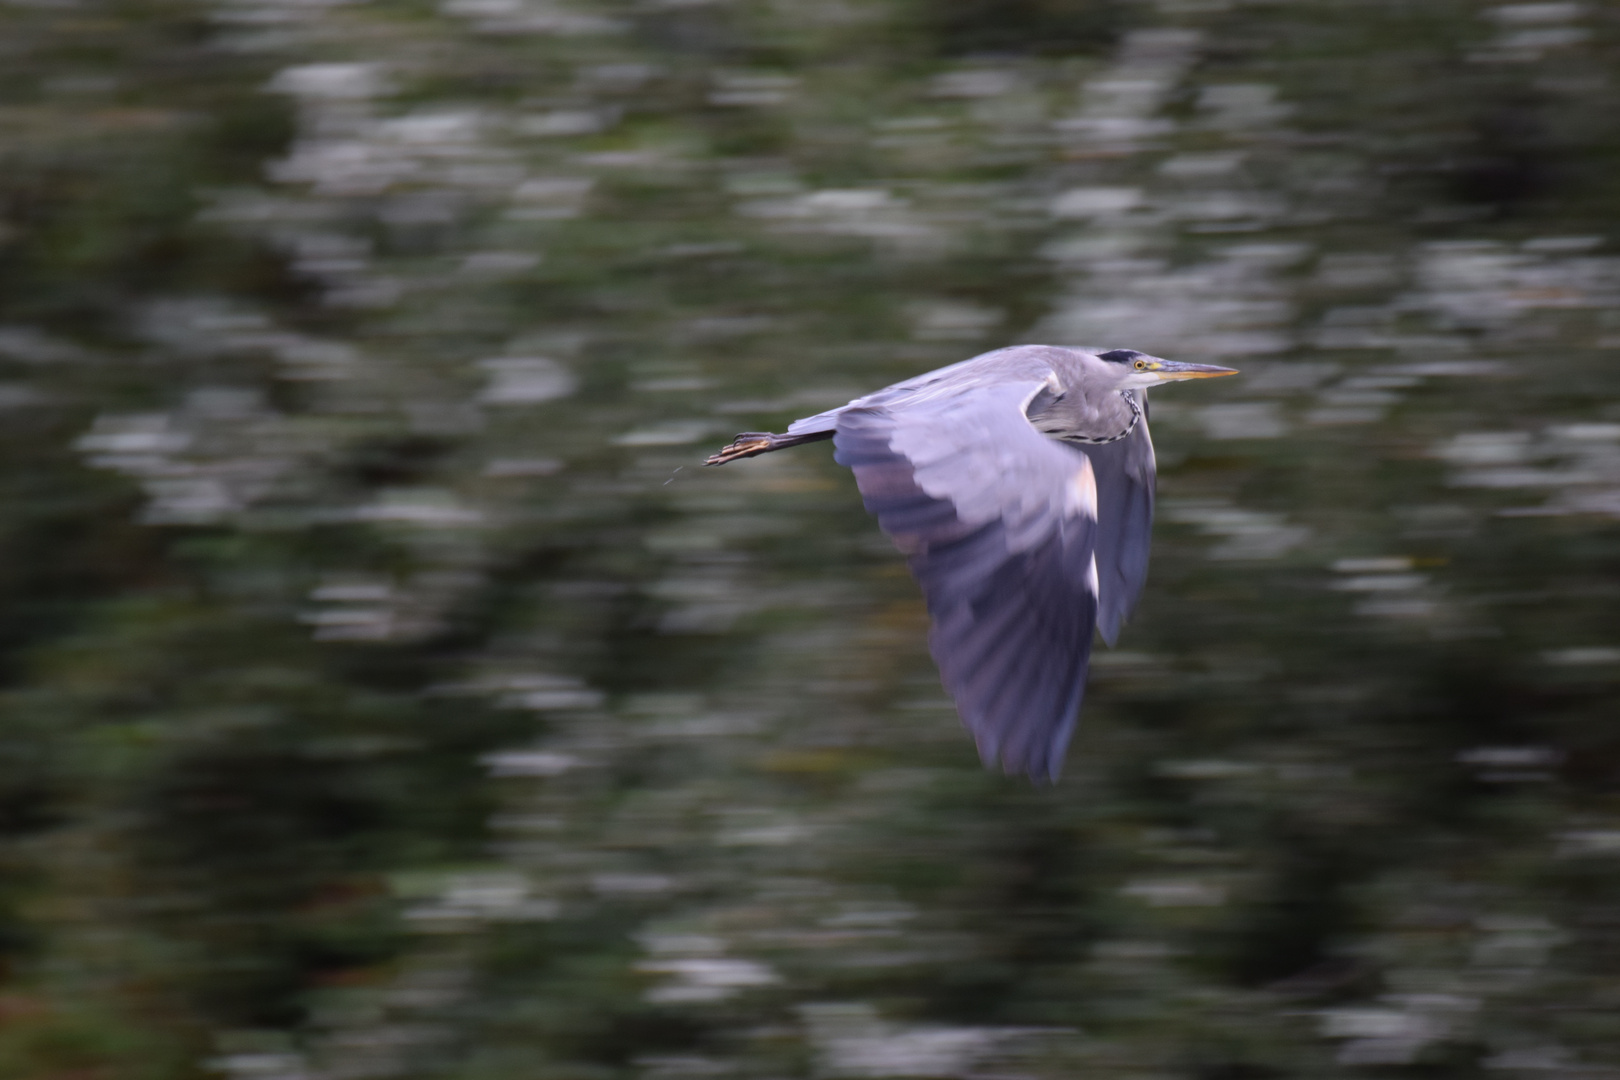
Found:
[1058,390,1141,446]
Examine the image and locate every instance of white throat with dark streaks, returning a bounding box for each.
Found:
[1057,390,1142,446]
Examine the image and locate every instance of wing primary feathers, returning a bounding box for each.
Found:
[833,379,1101,780]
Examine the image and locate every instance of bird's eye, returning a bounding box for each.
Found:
[1133,359,1148,371]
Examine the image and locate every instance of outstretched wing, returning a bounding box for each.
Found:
[832,379,1100,781]
[1075,405,1155,646]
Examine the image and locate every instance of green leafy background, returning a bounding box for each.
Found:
[0,0,1619,1076]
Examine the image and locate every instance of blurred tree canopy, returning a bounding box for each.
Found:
[1,0,1619,1078]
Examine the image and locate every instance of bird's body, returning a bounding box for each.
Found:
[706,344,1236,781]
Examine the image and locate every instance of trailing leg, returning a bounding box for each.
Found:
[705,429,833,465]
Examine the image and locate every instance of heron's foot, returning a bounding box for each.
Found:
[705,433,776,466]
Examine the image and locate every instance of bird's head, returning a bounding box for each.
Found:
[1097,349,1238,389]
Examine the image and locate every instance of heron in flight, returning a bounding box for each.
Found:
[705,345,1237,781]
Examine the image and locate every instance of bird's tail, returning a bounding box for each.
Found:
[704,429,832,465]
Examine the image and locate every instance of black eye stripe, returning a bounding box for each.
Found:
[1098,348,1143,364]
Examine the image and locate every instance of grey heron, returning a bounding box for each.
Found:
[705,345,1237,781]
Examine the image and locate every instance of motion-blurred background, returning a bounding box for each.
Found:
[1,0,1619,1076]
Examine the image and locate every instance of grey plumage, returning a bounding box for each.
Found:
[706,344,1237,781]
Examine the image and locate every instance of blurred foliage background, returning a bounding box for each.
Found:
[1,0,1620,1077]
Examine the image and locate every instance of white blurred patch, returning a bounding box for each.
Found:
[1159,152,1245,178]
[460,250,541,274]
[640,958,778,1003]
[1165,502,1310,560]
[800,1004,995,1079]
[1198,402,1286,440]
[351,488,483,526]
[1556,830,1620,857]
[439,0,623,35]
[709,72,798,107]
[478,356,577,404]
[931,69,1020,98]
[1435,431,1532,466]
[488,673,604,711]
[633,376,715,392]
[1479,3,1588,58]
[1321,1009,1445,1065]
[76,390,301,527]
[516,109,613,136]
[77,413,192,459]
[405,872,559,927]
[509,176,595,219]
[735,187,939,253]
[1457,746,1562,769]
[208,1053,309,1080]
[1050,186,1142,219]
[268,63,386,101]
[1332,556,1413,573]
[483,456,563,477]
[482,750,582,776]
[1544,646,1620,666]
[612,421,714,447]
[0,325,88,364]
[1053,29,1200,154]
[1319,994,1477,1067]
[721,822,811,846]
[907,300,1002,341]
[1330,573,1426,592]
[1156,759,1262,780]
[301,575,399,641]
[593,873,674,895]
[636,934,778,1003]
[1491,2,1582,22]
[1472,915,1567,967]
[1120,878,1227,907]
[1457,745,1562,783]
